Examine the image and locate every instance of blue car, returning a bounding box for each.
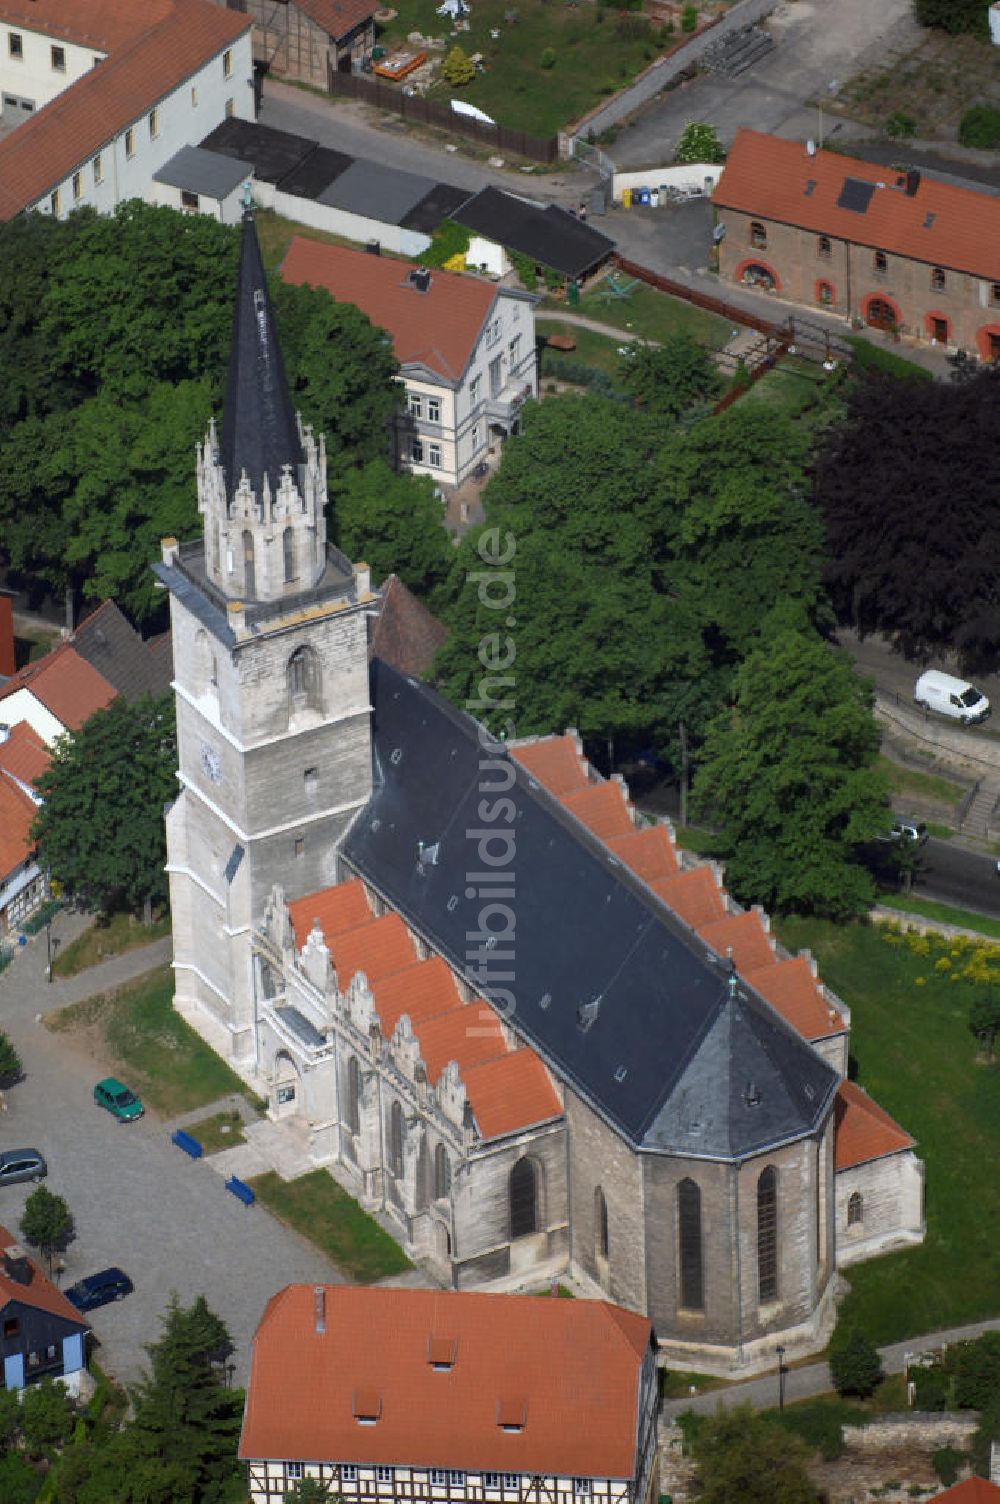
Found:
[64,1267,133,1312]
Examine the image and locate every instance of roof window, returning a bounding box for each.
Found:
[427,1335,457,1370]
[497,1397,527,1432]
[353,1388,382,1424]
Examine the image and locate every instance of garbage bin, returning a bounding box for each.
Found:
[622,186,632,208]
[659,184,669,207]
[568,280,580,307]
[638,186,650,207]
[650,189,659,208]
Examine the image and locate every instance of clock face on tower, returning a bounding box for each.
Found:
[200,741,222,785]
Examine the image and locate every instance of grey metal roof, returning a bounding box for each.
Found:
[152,146,248,199]
[341,661,837,1159]
[220,210,304,507]
[317,159,437,223]
[453,186,616,279]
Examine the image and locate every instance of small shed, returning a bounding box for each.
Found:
[151,147,249,224]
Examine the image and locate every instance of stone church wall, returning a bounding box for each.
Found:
[566,1091,647,1312]
[835,1151,925,1267]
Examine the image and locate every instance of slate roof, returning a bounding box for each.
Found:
[152,145,249,199]
[713,128,1000,279]
[73,601,172,702]
[241,1287,650,1475]
[341,661,837,1158]
[453,187,616,280]
[220,210,304,505]
[281,238,499,383]
[0,0,250,220]
[369,575,449,680]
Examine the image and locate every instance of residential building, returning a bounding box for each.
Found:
[932,1482,1000,1504]
[155,206,924,1378]
[0,0,253,222]
[281,238,539,487]
[215,0,377,89]
[0,1229,89,1392]
[713,128,1000,359]
[0,641,116,748]
[368,574,449,680]
[239,1287,658,1504]
[71,601,174,703]
[0,722,49,935]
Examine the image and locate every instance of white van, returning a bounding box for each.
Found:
[914,669,990,725]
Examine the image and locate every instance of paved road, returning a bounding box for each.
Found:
[0,914,339,1389]
[840,628,1000,720]
[911,837,1000,916]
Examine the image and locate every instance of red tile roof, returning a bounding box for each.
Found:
[371,956,460,1040]
[281,238,499,383]
[0,642,117,732]
[0,1225,88,1329]
[606,824,680,884]
[561,781,635,841]
[412,1001,506,1085]
[0,778,38,885]
[241,1287,650,1476]
[0,723,50,792]
[698,910,776,975]
[745,956,845,1042]
[650,867,726,930]
[370,575,449,680]
[933,1482,1000,1504]
[511,736,589,796]
[295,0,377,43]
[714,128,1000,280]
[289,878,373,950]
[327,913,418,988]
[462,1049,561,1141]
[834,1080,914,1171]
[0,0,250,220]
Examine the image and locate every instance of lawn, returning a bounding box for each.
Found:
[878,755,965,817]
[247,1169,412,1282]
[14,624,60,670]
[46,964,246,1116]
[777,917,1000,1345]
[52,911,171,979]
[536,319,630,383]
[574,279,733,348]
[740,356,846,428]
[377,0,675,138]
[183,1108,247,1154]
[877,895,1000,940]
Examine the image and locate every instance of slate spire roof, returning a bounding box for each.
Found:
[220,204,304,501]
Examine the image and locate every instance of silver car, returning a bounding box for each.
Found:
[0,1150,47,1186]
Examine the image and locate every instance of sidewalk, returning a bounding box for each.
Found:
[0,909,173,1024]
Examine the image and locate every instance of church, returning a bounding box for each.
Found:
[155,208,925,1376]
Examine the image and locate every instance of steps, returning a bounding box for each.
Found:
[703,25,774,78]
[962,780,1000,839]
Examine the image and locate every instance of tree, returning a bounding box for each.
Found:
[441,45,475,85]
[914,0,986,36]
[128,1295,243,1504]
[817,367,1000,663]
[21,1376,76,1453]
[333,459,454,600]
[692,626,889,919]
[674,120,726,164]
[20,1186,75,1276]
[618,333,722,421]
[969,990,1000,1062]
[952,1331,1000,1411]
[32,692,177,918]
[829,1328,884,1399]
[691,1405,820,1504]
[0,1033,22,1088]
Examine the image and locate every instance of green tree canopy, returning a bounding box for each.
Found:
[674,121,726,164]
[20,1186,74,1276]
[692,625,889,918]
[21,1376,76,1454]
[32,693,177,917]
[618,333,722,421]
[829,1328,884,1399]
[0,1033,22,1089]
[334,459,453,600]
[914,0,986,36]
[691,1405,820,1504]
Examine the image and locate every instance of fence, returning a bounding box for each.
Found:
[326,68,559,163]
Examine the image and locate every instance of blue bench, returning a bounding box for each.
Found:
[226,1175,255,1207]
[171,1129,203,1159]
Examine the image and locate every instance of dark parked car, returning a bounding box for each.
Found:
[64,1267,133,1312]
[0,1149,47,1186]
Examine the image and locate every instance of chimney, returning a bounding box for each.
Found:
[314,1285,326,1335]
[407,268,432,293]
[905,169,920,196]
[3,1244,32,1285]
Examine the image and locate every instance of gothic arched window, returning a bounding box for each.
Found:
[847,1191,863,1228]
[677,1178,703,1311]
[287,645,321,713]
[389,1100,404,1178]
[434,1144,451,1200]
[347,1056,361,1135]
[509,1157,537,1240]
[242,530,255,598]
[757,1166,779,1303]
[595,1186,609,1261]
[283,526,295,584]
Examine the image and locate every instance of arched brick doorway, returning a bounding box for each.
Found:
[864,295,900,331]
[977,324,1000,362]
[735,259,780,293]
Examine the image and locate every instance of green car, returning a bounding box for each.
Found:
[94,1077,144,1122]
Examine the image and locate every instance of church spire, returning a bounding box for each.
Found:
[196,193,328,604]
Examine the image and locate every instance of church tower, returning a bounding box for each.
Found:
[156,204,375,1062]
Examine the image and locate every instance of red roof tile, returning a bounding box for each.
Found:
[651,867,726,930]
[289,878,373,950]
[933,1481,1000,1504]
[462,1049,561,1142]
[241,1286,651,1475]
[370,575,449,679]
[561,782,635,841]
[698,909,775,974]
[412,1001,506,1085]
[295,0,377,42]
[0,723,50,792]
[511,737,589,796]
[371,956,461,1040]
[0,778,38,885]
[745,956,845,1042]
[328,913,417,989]
[0,642,116,731]
[834,1080,915,1171]
[606,824,680,884]
[0,1225,88,1329]
[714,128,1000,280]
[281,238,499,383]
[0,0,250,220]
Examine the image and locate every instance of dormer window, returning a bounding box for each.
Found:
[353,1388,382,1424]
[497,1397,526,1432]
[427,1334,457,1371]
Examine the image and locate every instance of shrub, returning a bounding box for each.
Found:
[959,103,1000,148]
[540,46,557,68]
[773,1399,865,1460]
[674,120,726,164]
[912,1364,949,1411]
[441,45,474,86]
[830,1328,884,1399]
[681,3,698,30]
[886,109,917,138]
[933,1446,964,1486]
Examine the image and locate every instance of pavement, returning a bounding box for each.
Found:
[0,911,340,1389]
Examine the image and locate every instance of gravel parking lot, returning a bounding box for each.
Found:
[0,917,339,1388]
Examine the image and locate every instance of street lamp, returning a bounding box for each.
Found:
[776,1345,786,1410]
[45,921,59,984]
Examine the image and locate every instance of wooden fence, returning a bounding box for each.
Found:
[326,68,559,163]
